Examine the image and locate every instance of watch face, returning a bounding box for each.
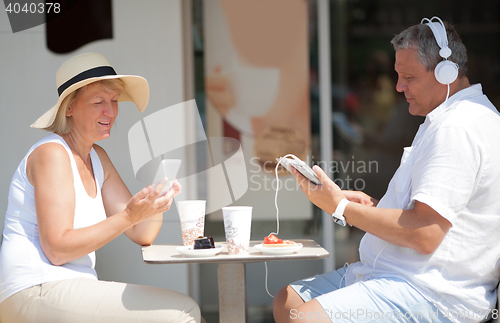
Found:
[332,215,346,226]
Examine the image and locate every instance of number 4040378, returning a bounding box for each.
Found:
[5,2,61,14]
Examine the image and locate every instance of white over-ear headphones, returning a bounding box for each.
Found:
[421,16,459,85]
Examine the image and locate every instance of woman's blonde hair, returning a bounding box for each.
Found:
[44,78,126,135]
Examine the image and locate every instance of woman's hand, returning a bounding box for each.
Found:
[96,145,182,246]
[123,180,181,226]
[121,180,181,246]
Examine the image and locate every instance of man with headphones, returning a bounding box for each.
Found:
[273,17,500,323]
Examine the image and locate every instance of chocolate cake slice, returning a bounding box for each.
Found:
[194,236,215,249]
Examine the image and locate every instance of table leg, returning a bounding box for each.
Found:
[217,263,247,323]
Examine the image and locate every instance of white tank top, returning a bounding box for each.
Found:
[0,134,107,303]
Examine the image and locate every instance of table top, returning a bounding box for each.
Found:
[142,239,329,265]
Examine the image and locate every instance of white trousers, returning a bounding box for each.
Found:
[0,277,201,323]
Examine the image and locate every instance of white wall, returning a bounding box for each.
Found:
[0,0,189,294]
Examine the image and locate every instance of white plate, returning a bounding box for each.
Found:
[176,245,223,258]
[254,243,303,255]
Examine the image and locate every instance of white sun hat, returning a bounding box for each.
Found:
[31,52,150,129]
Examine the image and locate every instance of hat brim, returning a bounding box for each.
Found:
[31,74,149,129]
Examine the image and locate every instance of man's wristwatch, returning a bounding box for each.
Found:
[332,198,350,226]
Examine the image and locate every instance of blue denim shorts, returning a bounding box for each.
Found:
[289,265,453,323]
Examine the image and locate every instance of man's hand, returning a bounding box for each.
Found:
[343,190,379,207]
[290,165,345,215]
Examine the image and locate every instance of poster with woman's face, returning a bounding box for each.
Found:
[204,0,312,220]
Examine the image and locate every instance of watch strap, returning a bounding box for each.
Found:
[332,198,350,226]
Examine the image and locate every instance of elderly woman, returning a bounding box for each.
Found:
[0,53,202,323]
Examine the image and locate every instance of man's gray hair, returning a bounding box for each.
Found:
[391,21,468,78]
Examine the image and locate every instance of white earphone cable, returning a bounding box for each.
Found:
[270,154,302,237]
[338,262,350,288]
[265,154,303,298]
[368,243,388,280]
[271,160,281,237]
[264,261,273,298]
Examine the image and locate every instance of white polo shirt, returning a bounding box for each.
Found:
[352,84,500,323]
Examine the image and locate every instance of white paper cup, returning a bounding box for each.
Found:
[177,200,206,246]
[222,206,252,255]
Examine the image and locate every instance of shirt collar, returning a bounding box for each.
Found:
[425,84,483,123]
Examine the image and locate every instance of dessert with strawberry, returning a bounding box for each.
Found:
[262,234,296,247]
